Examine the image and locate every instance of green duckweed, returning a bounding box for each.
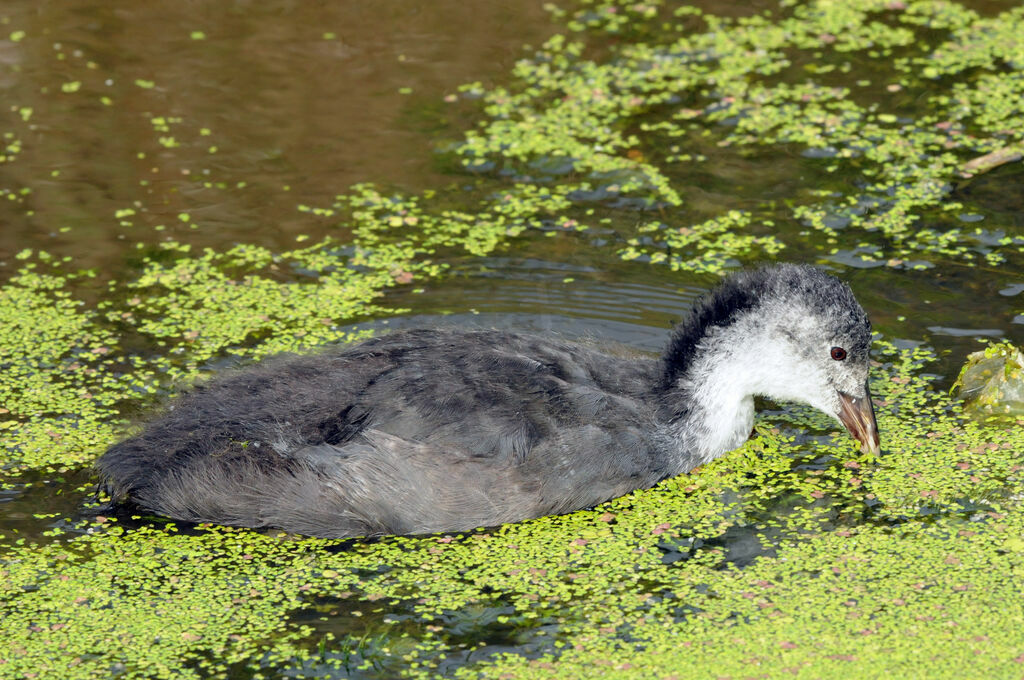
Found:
[1,0,1023,677]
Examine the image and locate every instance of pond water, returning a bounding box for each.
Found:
[2,0,1024,678]
[0,0,555,270]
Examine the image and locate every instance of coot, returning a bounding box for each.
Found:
[96,264,879,538]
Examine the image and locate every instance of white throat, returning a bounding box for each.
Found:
[669,313,815,465]
[679,361,757,464]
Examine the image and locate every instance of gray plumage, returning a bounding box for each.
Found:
[96,263,878,538]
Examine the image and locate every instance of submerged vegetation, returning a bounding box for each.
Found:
[1,0,1023,677]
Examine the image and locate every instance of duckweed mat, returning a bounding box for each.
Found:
[2,0,1023,677]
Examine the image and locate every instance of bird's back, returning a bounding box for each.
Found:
[97,328,672,537]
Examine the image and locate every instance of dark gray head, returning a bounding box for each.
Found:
[663,264,879,457]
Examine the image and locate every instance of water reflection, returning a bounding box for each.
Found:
[0,0,556,269]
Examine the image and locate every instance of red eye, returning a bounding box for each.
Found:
[830,347,847,361]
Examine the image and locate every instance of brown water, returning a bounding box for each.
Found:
[1,1,1021,368]
[0,0,555,270]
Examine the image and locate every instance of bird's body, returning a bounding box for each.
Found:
[97,264,880,538]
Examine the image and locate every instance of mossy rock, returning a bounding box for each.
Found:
[955,341,1024,419]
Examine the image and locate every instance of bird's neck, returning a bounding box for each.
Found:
[660,369,756,471]
[657,319,768,471]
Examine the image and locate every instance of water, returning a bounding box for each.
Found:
[2,1,1023,677]
[0,0,556,271]
[3,0,1022,561]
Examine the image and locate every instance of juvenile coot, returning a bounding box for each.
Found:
[96,264,880,538]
